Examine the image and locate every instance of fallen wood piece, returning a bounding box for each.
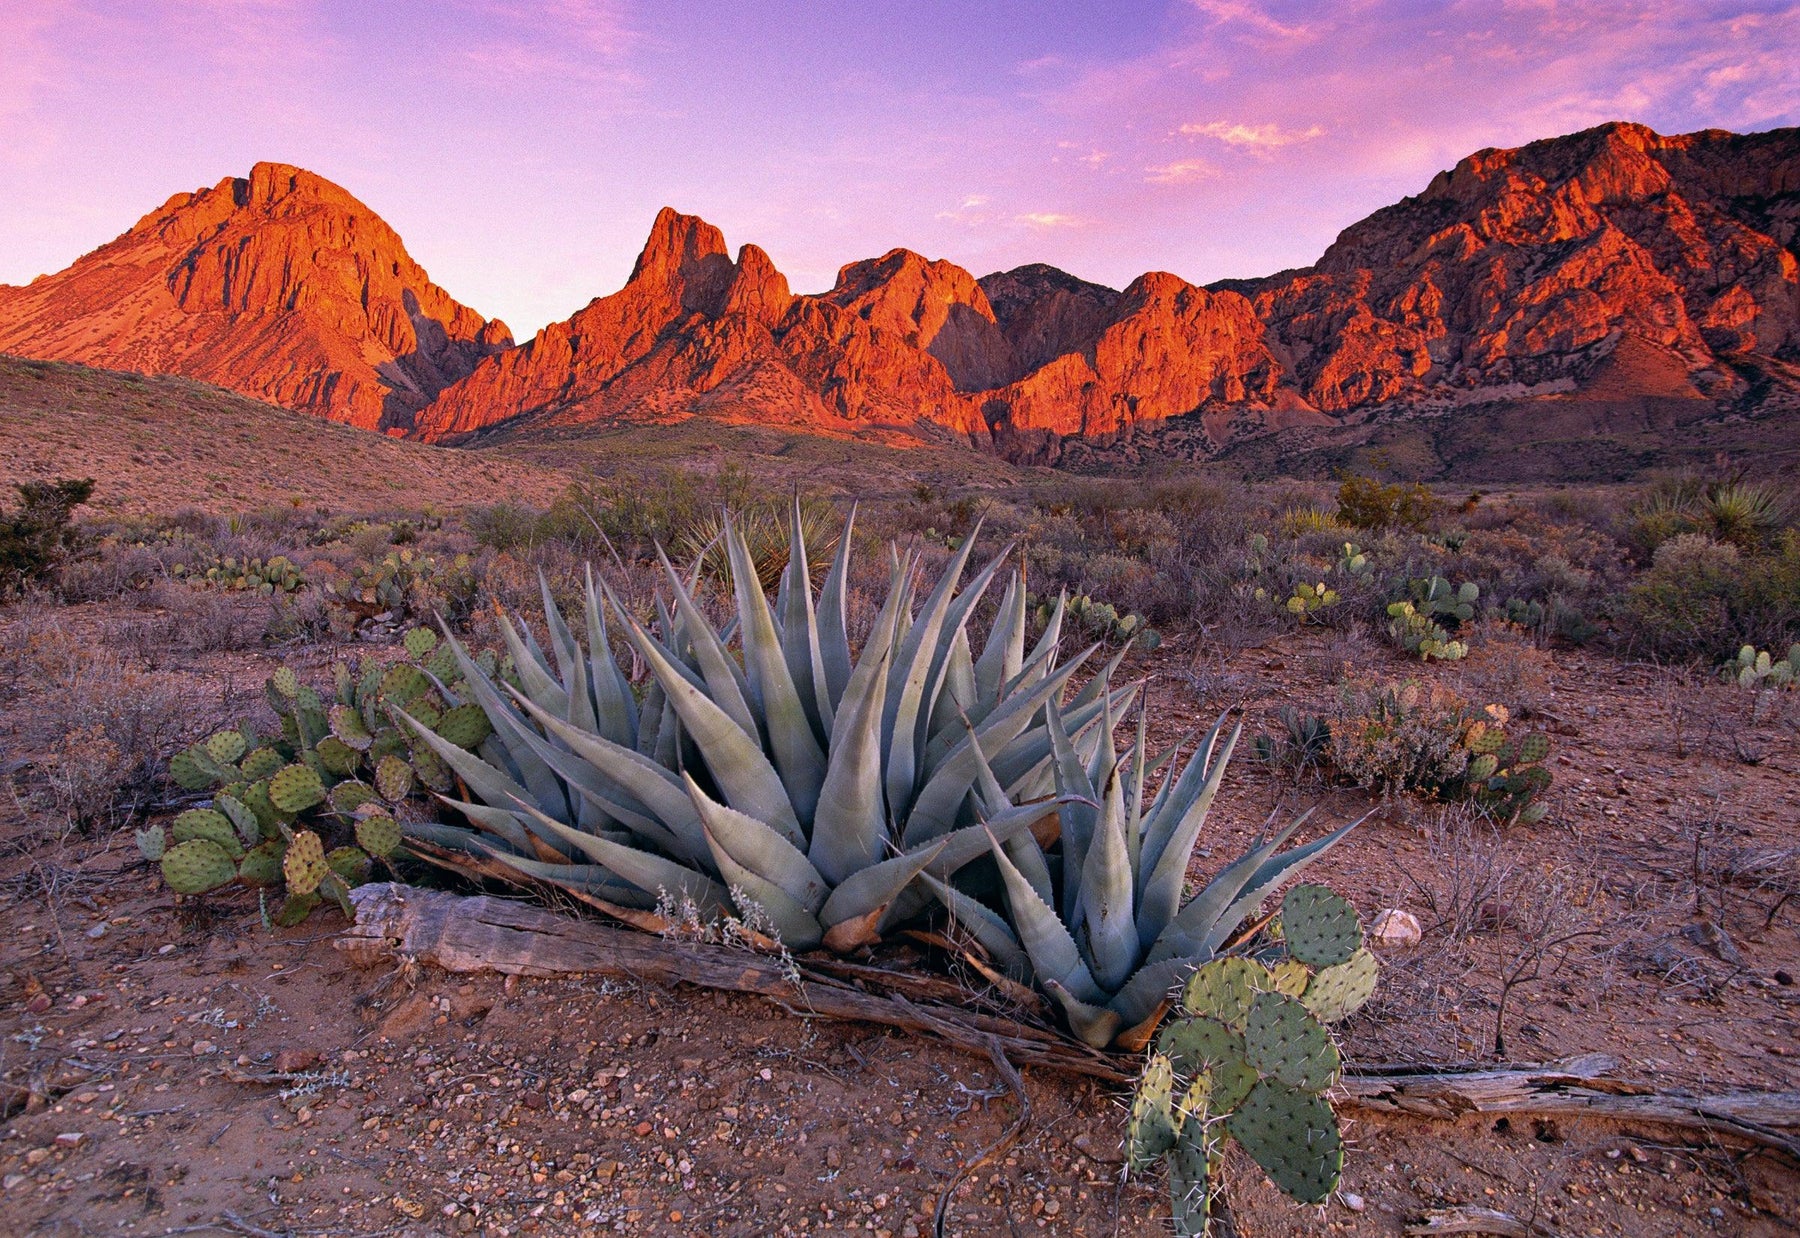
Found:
[1338,1060,1800,1162]
[336,883,1800,1162]
[1403,1206,1552,1236]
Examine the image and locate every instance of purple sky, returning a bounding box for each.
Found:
[3,1,1796,337]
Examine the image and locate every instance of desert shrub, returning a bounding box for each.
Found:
[1324,677,1552,823]
[1335,474,1438,532]
[1626,476,1792,559]
[3,619,186,830]
[1,477,94,596]
[466,502,545,552]
[1622,534,1742,660]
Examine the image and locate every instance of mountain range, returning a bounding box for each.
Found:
[2,122,1796,470]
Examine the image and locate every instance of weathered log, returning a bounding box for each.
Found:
[337,884,1800,1161]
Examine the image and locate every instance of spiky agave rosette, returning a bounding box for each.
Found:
[402,501,1137,954]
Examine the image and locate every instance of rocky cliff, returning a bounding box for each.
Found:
[0,163,510,431]
[3,123,1794,460]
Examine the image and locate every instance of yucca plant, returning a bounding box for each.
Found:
[404,502,1136,954]
[929,696,1363,1048]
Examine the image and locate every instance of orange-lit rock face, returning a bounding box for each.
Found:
[1240,122,1800,409]
[4,122,1794,458]
[0,163,510,431]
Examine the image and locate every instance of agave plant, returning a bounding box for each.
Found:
[404,501,1136,953]
[928,696,1364,1048]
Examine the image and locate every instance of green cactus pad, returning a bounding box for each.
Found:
[1127,1054,1180,1170]
[1167,1121,1219,1236]
[273,891,319,927]
[171,809,245,859]
[404,627,439,659]
[425,643,460,684]
[329,781,380,814]
[1157,1016,1243,1079]
[378,664,431,706]
[1268,960,1310,997]
[314,736,359,777]
[374,754,415,802]
[1518,802,1549,825]
[1280,884,1363,968]
[270,666,300,699]
[241,781,281,835]
[1302,948,1380,1024]
[236,840,285,887]
[213,794,261,845]
[1467,753,1499,781]
[1243,991,1340,1092]
[168,748,212,791]
[134,826,166,862]
[161,839,238,894]
[283,830,329,895]
[240,746,285,782]
[408,743,452,793]
[433,703,492,750]
[406,702,442,732]
[203,730,246,767]
[1517,733,1550,763]
[268,764,326,816]
[329,704,374,750]
[1180,958,1271,1030]
[355,814,402,859]
[326,846,371,886]
[1226,1079,1343,1205]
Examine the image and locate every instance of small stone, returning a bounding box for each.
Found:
[275,1049,320,1073]
[85,924,107,939]
[192,1040,217,1056]
[825,1147,842,1170]
[2,1174,26,1190]
[53,1132,87,1148]
[393,1196,426,1218]
[1042,1199,1061,1216]
[1370,908,1422,948]
[1340,1192,1366,1212]
[26,1149,50,1166]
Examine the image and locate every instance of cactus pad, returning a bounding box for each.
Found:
[273,891,319,927]
[1467,753,1499,781]
[204,730,246,766]
[404,627,439,659]
[355,813,402,859]
[268,764,326,815]
[326,846,371,885]
[1167,1122,1219,1235]
[1302,948,1380,1024]
[168,748,212,790]
[213,794,260,845]
[1127,1054,1180,1170]
[171,809,244,858]
[1158,1016,1243,1079]
[237,840,285,887]
[161,839,238,894]
[270,666,300,699]
[282,830,328,895]
[1518,802,1549,825]
[134,826,166,862]
[1517,732,1550,763]
[374,754,415,802]
[240,746,285,782]
[329,781,379,814]
[1268,959,1310,997]
[408,743,453,793]
[433,703,492,750]
[1280,884,1363,968]
[1243,991,1340,1092]
[1226,1079,1342,1205]
[315,736,361,777]
[378,664,430,706]
[1180,958,1270,1029]
[329,704,373,750]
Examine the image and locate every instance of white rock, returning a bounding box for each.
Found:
[1340,1192,1366,1212]
[1370,908,1422,947]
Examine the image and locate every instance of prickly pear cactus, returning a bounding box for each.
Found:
[151,628,506,924]
[1125,881,1377,1235]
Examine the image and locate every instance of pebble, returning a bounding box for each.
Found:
[53,1132,87,1148]
[1341,1192,1366,1212]
[1370,908,1422,947]
[85,924,107,939]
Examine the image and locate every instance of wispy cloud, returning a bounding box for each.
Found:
[1015,212,1081,228]
[1179,120,1325,149]
[1185,0,1315,42]
[1144,159,1218,185]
